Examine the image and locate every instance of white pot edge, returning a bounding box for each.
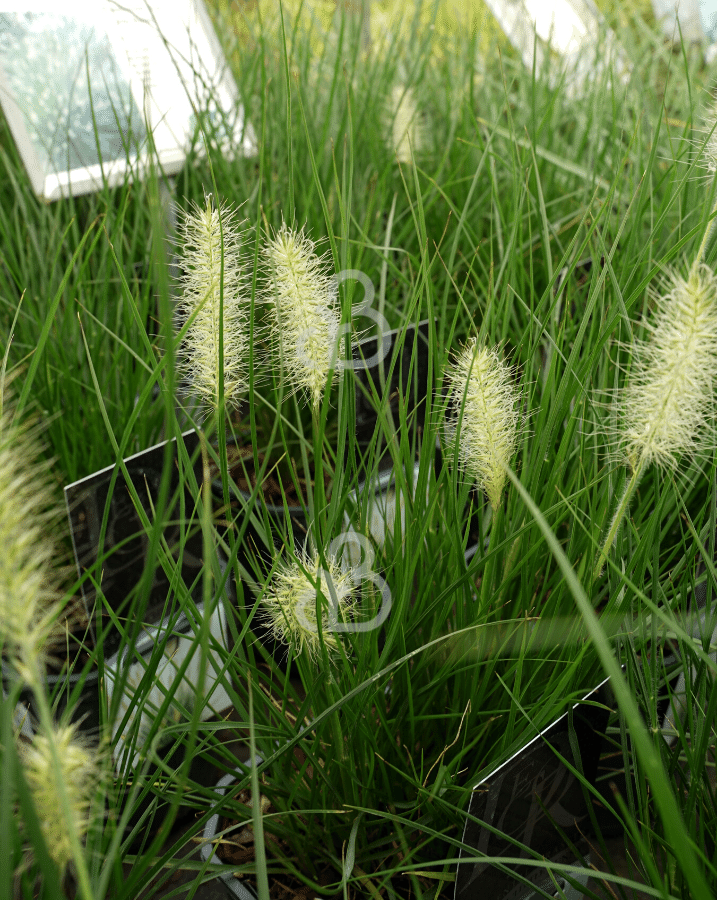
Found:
[200,759,263,900]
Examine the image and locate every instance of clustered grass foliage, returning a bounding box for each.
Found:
[0,2,716,899]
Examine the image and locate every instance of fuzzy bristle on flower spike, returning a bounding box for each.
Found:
[175,196,250,415]
[22,723,99,877]
[696,101,717,180]
[261,549,359,663]
[264,222,341,415]
[595,261,717,578]
[445,338,523,515]
[620,264,717,472]
[388,84,424,164]
[0,393,64,687]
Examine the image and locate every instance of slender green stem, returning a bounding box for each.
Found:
[311,403,320,437]
[321,655,354,804]
[498,526,523,605]
[594,463,645,581]
[247,674,270,900]
[200,430,214,614]
[479,503,504,611]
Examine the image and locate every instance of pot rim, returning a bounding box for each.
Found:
[200,757,263,900]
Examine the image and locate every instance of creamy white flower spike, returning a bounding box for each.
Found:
[175,196,250,414]
[264,223,341,413]
[22,723,99,876]
[389,84,424,164]
[0,399,63,685]
[618,262,717,473]
[699,102,717,179]
[262,549,359,662]
[595,261,717,579]
[445,339,523,514]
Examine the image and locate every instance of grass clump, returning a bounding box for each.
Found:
[0,2,715,899]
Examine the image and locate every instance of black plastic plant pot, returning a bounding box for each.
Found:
[200,761,264,900]
[211,432,309,599]
[120,729,230,853]
[454,678,612,900]
[58,431,235,760]
[64,430,208,663]
[220,317,435,550]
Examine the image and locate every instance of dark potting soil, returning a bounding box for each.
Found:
[42,594,94,673]
[212,445,333,510]
[214,787,455,900]
[215,789,344,899]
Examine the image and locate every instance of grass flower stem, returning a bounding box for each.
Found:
[327,686,351,800]
[246,673,269,900]
[479,503,504,611]
[307,568,353,802]
[593,464,644,581]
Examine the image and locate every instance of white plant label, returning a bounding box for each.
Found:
[0,1,255,199]
[107,600,232,772]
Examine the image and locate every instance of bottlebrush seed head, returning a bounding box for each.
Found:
[698,102,717,179]
[617,262,717,474]
[0,399,63,682]
[445,339,523,513]
[261,549,358,663]
[22,723,99,876]
[388,84,424,164]
[264,223,341,413]
[175,196,250,415]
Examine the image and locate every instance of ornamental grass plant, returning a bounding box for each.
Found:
[0,2,716,899]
